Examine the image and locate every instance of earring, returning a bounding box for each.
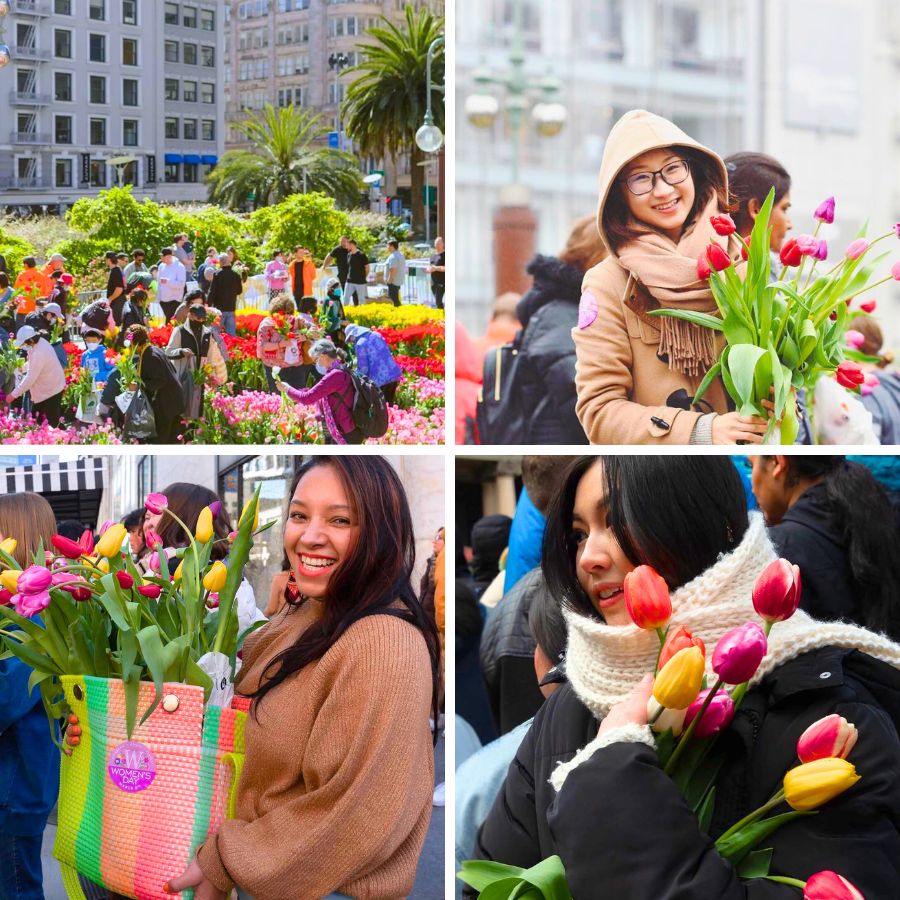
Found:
[285,570,300,603]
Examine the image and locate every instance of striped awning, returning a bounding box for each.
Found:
[2,457,106,495]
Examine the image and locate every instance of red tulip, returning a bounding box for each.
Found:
[752,558,801,623]
[860,299,876,313]
[780,238,803,267]
[804,871,864,900]
[52,573,92,602]
[740,242,748,261]
[712,622,768,684]
[623,565,672,630]
[705,242,732,272]
[797,714,858,764]
[137,584,162,599]
[710,214,736,236]
[697,251,712,280]
[836,360,865,390]
[52,534,85,560]
[0,588,12,605]
[115,571,134,590]
[683,688,735,738]
[78,529,95,555]
[658,625,706,671]
[813,196,835,224]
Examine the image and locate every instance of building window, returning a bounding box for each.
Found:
[164,163,180,183]
[164,2,178,25]
[200,8,215,30]
[183,42,197,65]
[54,71,73,102]
[123,119,139,147]
[90,159,107,187]
[55,157,73,187]
[55,0,72,13]
[183,80,198,102]
[201,119,215,140]
[164,40,179,63]
[89,75,106,104]
[55,115,73,144]
[200,45,214,66]
[54,29,72,59]
[201,82,215,103]
[164,78,179,101]
[182,4,197,27]
[122,37,138,65]
[183,162,198,183]
[123,0,138,24]
[90,117,106,145]
[89,33,106,63]
[89,0,106,20]
[182,118,197,140]
[165,117,179,139]
[123,78,139,106]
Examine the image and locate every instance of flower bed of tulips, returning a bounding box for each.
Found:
[0,303,445,444]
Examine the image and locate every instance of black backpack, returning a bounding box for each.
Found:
[475,338,526,444]
[347,368,389,439]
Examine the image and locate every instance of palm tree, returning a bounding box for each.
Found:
[207,104,364,209]
[341,5,444,238]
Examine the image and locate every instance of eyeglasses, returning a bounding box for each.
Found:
[622,159,690,196]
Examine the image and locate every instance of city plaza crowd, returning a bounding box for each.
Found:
[0,232,446,445]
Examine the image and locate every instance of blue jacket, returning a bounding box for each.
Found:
[81,343,115,384]
[503,488,545,594]
[0,647,59,835]
[346,326,402,388]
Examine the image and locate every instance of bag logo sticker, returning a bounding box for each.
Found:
[108,741,157,793]
[578,290,599,329]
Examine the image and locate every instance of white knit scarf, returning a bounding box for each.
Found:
[552,512,900,790]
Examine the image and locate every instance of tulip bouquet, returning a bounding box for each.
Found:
[650,190,899,443]
[459,559,868,898]
[0,485,271,741]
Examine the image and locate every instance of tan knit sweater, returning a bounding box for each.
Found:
[196,599,434,899]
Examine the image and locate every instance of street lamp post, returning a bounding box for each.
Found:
[328,52,351,151]
[415,35,445,247]
[464,1,567,298]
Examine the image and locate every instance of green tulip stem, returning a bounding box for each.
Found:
[663,676,723,775]
[764,619,774,638]
[764,876,806,889]
[647,703,665,727]
[656,626,667,647]
[717,789,786,843]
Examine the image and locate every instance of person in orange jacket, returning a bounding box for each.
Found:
[13,257,52,330]
[290,247,316,305]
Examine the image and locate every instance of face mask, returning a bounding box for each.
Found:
[85,340,99,350]
[330,288,342,299]
[315,362,329,376]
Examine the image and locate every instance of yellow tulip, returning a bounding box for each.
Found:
[173,559,184,582]
[202,560,228,593]
[783,757,860,811]
[96,523,127,558]
[652,645,705,710]
[0,538,17,556]
[0,569,22,592]
[239,498,259,532]
[195,507,214,544]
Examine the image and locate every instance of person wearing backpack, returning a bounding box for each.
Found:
[276,338,365,444]
[344,323,402,404]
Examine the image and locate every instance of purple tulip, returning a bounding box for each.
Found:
[814,196,835,224]
[16,565,52,596]
[894,223,900,240]
[814,238,828,261]
[14,589,51,618]
[209,500,222,519]
[684,688,736,738]
[712,622,768,684]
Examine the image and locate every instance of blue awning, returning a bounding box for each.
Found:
[200,155,218,165]
[183,154,202,164]
[164,153,183,164]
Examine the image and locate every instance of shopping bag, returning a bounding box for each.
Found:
[123,387,157,442]
[76,388,100,424]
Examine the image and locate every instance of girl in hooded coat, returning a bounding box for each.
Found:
[574,109,770,445]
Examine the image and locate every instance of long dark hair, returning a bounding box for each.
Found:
[543,457,749,617]
[155,483,233,561]
[725,151,791,235]
[776,457,900,640]
[251,457,441,734]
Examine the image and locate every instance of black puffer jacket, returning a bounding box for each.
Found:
[514,256,588,445]
[475,647,900,898]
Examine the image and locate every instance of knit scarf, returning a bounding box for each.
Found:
[613,195,733,376]
[555,513,900,787]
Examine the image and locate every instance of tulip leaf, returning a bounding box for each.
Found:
[736,848,774,879]
[797,318,818,363]
[457,861,526,892]
[720,346,738,405]
[1,633,62,676]
[715,811,815,865]
[96,574,132,633]
[721,314,754,346]
[727,345,766,411]
[647,308,724,331]
[780,395,801,445]
[458,857,574,900]
[691,361,722,409]
[696,785,716,834]
[136,625,168,725]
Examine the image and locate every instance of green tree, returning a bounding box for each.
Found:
[342,5,444,238]
[206,105,364,210]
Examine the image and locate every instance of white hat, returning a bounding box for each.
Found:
[15,325,38,347]
[50,252,66,262]
[43,302,63,318]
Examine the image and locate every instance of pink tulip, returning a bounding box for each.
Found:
[814,238,828,261]
[795,235,820,256]
[891,261,900,281]
[227,531,238,542]
[752,558,802,623]
[144,529,163,551]
[861,373,880,397]
[16,565,52,596]
[623,565,672,630]
[844,330,865,350]
[145,493,168,515]
[52,573,92,601]
[98,520,114,536]
[115,571,134,590]
[894,223,900,240]
[14,590,51,618]
[683,688,735,738]
[813,196,835,224]
[845,239,869,260]
[804,871,864,900]
[797,714,858,764]
[712,622,768,684]
[137,584,162,599]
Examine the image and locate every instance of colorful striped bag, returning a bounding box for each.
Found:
[54,675,249,900]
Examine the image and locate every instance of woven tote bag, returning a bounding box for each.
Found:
[54,675,249,900]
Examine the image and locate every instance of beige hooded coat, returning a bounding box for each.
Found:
[573,110,737,444]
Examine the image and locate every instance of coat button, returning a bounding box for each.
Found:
[162,694,180,712]
[819,672,832,680]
